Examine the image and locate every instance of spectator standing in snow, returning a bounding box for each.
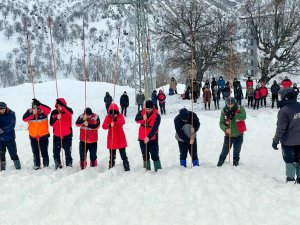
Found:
[235,85,244,106]
[203,87,212,110]
[271,80,281,109]
[136,91,145,112]
[135,100,162,172]
[211,77,217,91]
[169,77,178,95]
[120,91,129,117]
[272,88,300,183]
[75,107,100,169]
[50,98,73,169]
[192,79,200,103]
[104,92,113,112]
[0,102,21,171]
[253,85,261,110]
[246,76,254,88]
[23,98,51,170]
[151,90,158,110]
[217,97,246,167]
[157,89,166,115]
[259,82,268,107]
[102,103,130,171]
[212,86,220,109]
[174,108,200,167]
[246,86,254,108]
[217,76,225,100]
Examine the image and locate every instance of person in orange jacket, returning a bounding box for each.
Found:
[76,107,100,170]
[23,98,51,169]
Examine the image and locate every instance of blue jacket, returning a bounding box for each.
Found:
[217,79,225,90]
[151,93,158,105]
[0,108,16,141]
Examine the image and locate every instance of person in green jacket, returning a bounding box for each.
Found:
[217,97,247,167]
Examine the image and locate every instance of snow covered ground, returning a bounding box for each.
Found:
[0,80,299,225]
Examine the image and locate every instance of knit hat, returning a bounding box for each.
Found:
[145,100,153,109]
[85,107,93,116]
[279,88,297,101]
[225,97,236,105]
[0,102,7,109]
[179,108,190,121]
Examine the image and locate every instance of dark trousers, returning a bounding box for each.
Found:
[219,135,243,163]
[248,97,253,107]
[178,141,198,160]
[30,136,49,167]
[213,96,219,109]
[236,99,242,106]
[79,141,97,162]
[253,99,260,109]
[159,103,166,114]
[272,94,278,108]
[109,148,129,168]
[204,102,211,110]
[121,106,127,116]
[53,136,73,166]
[282,145,300,163]
[139,140,160,162]
[138,104,143,112]
[260,96,267,106]
[105,104,110,112]
[193,92,198,103]
[0,140,19,162]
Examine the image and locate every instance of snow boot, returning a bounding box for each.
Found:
[180,160,187,167]
[192,159,199,167]
[143,160,151,170]
[43,158,49,167]
[233,161,239,166]
[153,160,162,172]
[80,160,87,170]
[13,160,21,170]
[1,161,6,171]
[66,161,72,167]
[90,160,97,167]
[286,177,295,183]
[123,160,130,171]
[55,160,63,170]
[217,161,224,167]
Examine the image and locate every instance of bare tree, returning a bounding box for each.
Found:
[243,0,300,83]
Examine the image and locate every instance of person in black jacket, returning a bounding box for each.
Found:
[272,88,300,183]
[0,102,21,171]
[120,91,129,117]
[271,80,281,108]
[174,108,200,167]
[104,92,113,111]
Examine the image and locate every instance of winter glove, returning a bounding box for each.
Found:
[32,98,41,106]
[56,99,64,106]
[272,140,279,150]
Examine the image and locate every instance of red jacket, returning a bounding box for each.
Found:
[259,87,268,97]
[135,108,160,141]
[157,92,166,104]
[50,98,73,138]
[76,113,100,143]
[102,103,127,149]
[246,80,253,87]
[281,79,292,88]
[254,89,261,100]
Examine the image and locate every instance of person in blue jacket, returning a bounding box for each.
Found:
[217,76,225,100]
[0,102,21,171]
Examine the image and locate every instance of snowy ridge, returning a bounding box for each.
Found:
[0,80,299,225]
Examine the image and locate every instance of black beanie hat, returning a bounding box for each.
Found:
[0,102,7,109]
[145,100,153,109]
[85,107,93,115]
[280,88,297,101]
[179,108,190,121]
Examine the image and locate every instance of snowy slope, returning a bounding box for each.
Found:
[0,80,300,225]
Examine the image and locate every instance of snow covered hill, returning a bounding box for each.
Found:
[0,80,299,225]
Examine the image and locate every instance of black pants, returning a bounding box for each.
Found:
[0,140,19,162]
[193,92,198,103]
[79,141,97,162]
[139,140,160,162]
[53,136,73,166]
[213,96,219,109]
[248,97,253,107]
[260,96,267,107]
[30,136,49,167]
[204,102,211,110]
[159,103,166,115]
[218,135,243,163]
[178,141,198,160]
[282,145,300,163]
[137,104,143,112]
[121,106,127,116]
[236,99,242,106]
[272,94,278,108]
[109,148,128,168]
[253,99,260,109]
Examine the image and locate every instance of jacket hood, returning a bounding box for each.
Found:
[108,103,120,114]
[55,98,67,108]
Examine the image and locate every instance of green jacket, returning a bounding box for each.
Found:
[220,105,246,137]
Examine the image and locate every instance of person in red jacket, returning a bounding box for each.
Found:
[135,100,162,171]
[259,82,268,107]
[50,98,73,169]
[253,85,261,110]
[23,98,51,169]
[281,76,293,88]
[246,77,254,88]
[102,103,130,171]
[157,89,166,115]
[76,107,100,170]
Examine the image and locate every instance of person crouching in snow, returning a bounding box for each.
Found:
[272,88,300,183]
[102,103,130,171]
[76,107,100,170]
[217,97,246,167]
[174,108,200,167]
[135,100,162,171]
[23,98,51,169]
[50,98,73,169]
